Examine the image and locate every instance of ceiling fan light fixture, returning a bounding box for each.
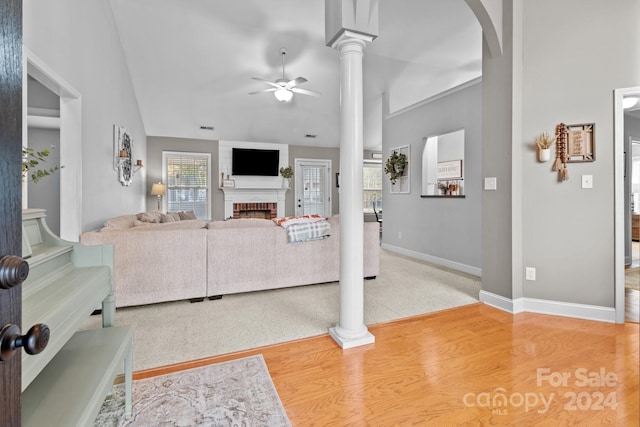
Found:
[275,88,293,102]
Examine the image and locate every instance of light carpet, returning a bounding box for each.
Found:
[82,249,481,371]
[625,267,639,291]
[94,354,290,427]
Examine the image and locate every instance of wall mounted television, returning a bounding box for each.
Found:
[232,148,280,176]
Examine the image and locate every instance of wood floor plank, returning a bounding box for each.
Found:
[134,303,639,425]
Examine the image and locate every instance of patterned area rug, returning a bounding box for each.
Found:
[94,354,290,426]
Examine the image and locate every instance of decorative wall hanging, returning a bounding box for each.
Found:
[113,125,142,186]
[553,123,569,181]
[386,145,410,194]
[565,123,595,162]
[551,122,595,182]
[534,132,555,162]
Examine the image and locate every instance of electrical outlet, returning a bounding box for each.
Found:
[525,267,536,281]
[581,175,593,189]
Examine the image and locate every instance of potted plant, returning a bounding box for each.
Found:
[384,151,407,184]
[438,182,449,195]
[279,165,293,188]
[535,132,555,162]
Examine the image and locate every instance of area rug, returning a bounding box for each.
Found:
[94,354,291,426]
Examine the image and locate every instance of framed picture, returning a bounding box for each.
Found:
[566,123,595,162]
[437,159,463,179]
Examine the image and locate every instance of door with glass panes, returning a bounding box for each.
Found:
[295,159,331,216]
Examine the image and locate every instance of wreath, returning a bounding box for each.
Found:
[384,151,407,184]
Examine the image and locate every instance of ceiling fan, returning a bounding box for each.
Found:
[249,48,321,103]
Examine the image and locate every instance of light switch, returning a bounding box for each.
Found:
[581,175,593,189]
[484,177,497,191]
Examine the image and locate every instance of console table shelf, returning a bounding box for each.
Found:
[22,326,133,427]
[20,208,133,426]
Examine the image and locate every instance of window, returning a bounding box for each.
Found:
[163,151,211,219]
[363,160,382,213]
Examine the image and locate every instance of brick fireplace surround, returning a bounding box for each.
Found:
[220,187,287,219]
[233,202,278,219]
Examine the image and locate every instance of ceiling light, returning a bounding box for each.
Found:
[274,87,293,102]
[623,97,639,109]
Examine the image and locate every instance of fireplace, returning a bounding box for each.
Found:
[233,202,278,219]
[220,187,287,219]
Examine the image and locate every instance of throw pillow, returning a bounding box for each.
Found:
[137,212,161,223]
[178,210,197,220]
[161,213,176,223]
[168,212,181,221]
[103,215,137,229]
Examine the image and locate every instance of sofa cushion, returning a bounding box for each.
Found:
[130,220,208,231]
[207,218,276,229]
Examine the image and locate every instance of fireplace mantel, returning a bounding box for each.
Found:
[221,187,288,219]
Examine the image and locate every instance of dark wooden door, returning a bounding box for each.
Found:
[0,0,24,425]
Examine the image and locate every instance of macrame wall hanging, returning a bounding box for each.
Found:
[553,122,569,181]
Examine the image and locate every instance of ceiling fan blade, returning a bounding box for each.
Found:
[251,77,280,89]
[248,88,277,95]
[286,77,307,89]
[291,87,321,97]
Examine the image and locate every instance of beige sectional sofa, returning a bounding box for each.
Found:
[80,213,380,308]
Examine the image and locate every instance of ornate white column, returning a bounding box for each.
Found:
[328,31,375,349]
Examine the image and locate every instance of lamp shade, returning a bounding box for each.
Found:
[151,182,166,196]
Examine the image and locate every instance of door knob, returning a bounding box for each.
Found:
[0,255,29,289]
[0,323,50,361]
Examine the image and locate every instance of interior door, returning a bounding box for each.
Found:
[0,0,24,424]
[295,159,331,217]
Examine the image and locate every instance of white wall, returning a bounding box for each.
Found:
[23,0,147,232]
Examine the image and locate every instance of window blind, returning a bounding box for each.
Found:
[302,165,327,216]
[164,152,210,218]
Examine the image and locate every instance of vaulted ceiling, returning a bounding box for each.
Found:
[109,0,483,150]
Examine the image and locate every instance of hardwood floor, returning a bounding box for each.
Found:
[135,303,639,426]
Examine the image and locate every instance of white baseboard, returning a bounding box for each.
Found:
[381,243,481,277]
[479,290,523,313]
[480,291,617,323]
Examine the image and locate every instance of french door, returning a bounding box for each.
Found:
[294,159,332,217]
